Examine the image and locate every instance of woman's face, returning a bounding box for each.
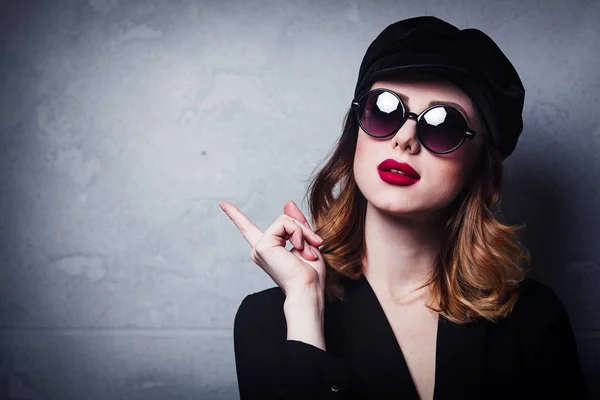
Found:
[353,75,485,218]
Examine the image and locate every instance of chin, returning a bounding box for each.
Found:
[370,196,425,214]
[368,188,458,217]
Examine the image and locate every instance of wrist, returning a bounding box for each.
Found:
[283,288,326,350]
[284,282,323,301]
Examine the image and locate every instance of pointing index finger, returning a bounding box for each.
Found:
[219,200,263,248]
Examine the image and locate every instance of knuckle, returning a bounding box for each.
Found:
[282,214,301,229]
[254,241,267,256]
[250,247,259,262]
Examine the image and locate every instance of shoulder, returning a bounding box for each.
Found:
[236,286,286,314]
[233,286,287,340]
[513,277,567,319]
[508,279,589,398]
[506,277,571,334]
[479,277,576,364]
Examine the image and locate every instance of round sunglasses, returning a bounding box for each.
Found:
[351,88,477,154]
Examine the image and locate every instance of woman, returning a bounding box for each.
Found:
[220,16,589,400]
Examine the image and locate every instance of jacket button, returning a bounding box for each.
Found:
[331,385,340,392]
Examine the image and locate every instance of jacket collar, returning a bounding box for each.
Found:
[333,273,485,399]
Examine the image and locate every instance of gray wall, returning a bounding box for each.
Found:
[0,0,598,399]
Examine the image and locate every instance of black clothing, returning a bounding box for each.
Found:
[233,274,589,399]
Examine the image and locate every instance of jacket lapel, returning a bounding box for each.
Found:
[335,274,485,399]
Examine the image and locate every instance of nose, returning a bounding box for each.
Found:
[391,112,420,152]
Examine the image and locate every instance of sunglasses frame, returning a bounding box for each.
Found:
[351,88,477,154]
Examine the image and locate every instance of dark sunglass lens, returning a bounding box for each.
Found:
[418,106,466,152]
[360,90,403,137]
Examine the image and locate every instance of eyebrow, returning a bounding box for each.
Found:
[380,89,474,126]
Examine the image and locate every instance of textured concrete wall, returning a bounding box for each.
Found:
[0,0,598,399]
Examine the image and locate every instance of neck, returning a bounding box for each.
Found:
[362,201,448,303]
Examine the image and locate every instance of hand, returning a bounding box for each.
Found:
[219,199,326,297]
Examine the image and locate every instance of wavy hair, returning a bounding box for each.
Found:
[301,81,530,325]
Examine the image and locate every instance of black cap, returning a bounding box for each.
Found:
[354,16,525,161]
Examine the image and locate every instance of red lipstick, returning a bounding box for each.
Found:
[377,159,420,186]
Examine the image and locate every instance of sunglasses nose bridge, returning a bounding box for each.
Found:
[404,111,418,121]
[397,112,419,132]
[390,111,420,149]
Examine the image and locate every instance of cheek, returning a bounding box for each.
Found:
[432,141,480,183]
[425,150,477,206]
[353,133,378,188]
[355,131,367,157]
[354,132,372,168]
[421,166,468,210]
[453,142,482,183]
[355,137,363,158]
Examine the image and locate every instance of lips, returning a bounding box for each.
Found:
[377,159,420,179]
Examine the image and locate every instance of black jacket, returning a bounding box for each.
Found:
[233,274,589,399]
